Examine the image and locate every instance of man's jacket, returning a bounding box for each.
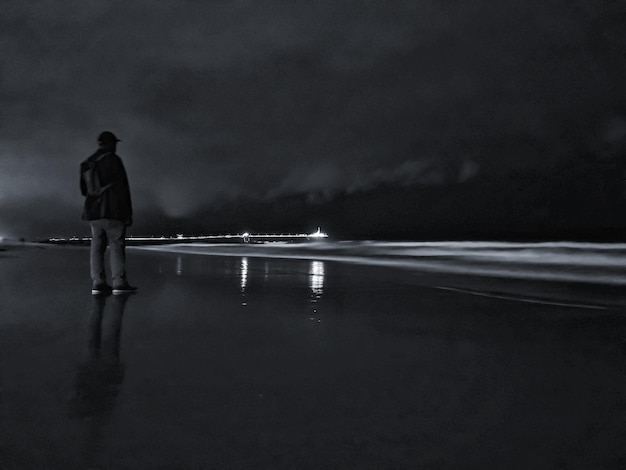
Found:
[80,149,133,223]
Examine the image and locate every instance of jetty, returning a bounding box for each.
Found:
[45,228,329,246]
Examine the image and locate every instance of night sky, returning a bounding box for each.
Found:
[2,1,626,240]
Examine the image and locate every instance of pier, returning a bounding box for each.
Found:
[45,228,329,246]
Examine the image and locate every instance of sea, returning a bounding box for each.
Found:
[136,240,626,286]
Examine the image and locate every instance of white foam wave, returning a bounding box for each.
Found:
[134,241,626,285]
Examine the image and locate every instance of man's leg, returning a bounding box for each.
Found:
[106,219,128,288]
[90,220,108,286]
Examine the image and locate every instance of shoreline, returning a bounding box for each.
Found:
[5,240,626,309]
[131,242,626,310]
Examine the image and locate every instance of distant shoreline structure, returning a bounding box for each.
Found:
[44,227,329,246]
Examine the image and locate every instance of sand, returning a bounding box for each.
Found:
[1,244,626,469]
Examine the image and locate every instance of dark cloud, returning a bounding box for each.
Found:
[1,0,626,238]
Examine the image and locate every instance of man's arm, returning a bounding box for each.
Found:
[79,162,87,196]
[114,155,133,225]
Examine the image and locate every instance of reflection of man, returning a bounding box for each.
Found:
[68,293,131,464]
[69,293,130,420]
[80,131,137,295]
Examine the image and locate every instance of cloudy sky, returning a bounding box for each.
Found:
[2,0,626,239]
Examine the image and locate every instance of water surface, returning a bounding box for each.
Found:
[1,245,625,468]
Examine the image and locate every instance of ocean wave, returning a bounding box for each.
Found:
[134,241,626,285]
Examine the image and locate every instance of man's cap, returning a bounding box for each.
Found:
[98,131,121,144]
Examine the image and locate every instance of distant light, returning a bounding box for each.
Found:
[308,227,328,238]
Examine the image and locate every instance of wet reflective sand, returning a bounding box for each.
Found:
[1,245,626,468]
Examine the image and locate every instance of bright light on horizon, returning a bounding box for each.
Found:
[308,227,328,238]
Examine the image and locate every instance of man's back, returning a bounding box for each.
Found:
[80,149,132,223]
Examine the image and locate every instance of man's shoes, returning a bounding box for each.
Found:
[113,284,138,295]
[92,283,113,295]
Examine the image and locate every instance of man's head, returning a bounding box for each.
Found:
[98,131,121,150]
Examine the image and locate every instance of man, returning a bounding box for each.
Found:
[80,131,137,295]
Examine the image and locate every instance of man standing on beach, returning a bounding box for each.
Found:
[80,131,137,295]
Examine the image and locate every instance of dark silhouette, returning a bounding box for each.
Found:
[68,293,131,465]
[80,131,137,295]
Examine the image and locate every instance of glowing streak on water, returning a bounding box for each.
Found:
[240,257,248,292]
[309,260,325,296]
[176,256,183,276]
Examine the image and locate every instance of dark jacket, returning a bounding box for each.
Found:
[80,149,133,223]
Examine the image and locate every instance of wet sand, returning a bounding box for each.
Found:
[1,244,626,469]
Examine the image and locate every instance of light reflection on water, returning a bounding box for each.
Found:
[263,261,270,282]
[309,260,325,298]
[240,257,248,293]
[234,257,325,304]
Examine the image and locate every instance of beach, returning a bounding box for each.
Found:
[1,243,626,469]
